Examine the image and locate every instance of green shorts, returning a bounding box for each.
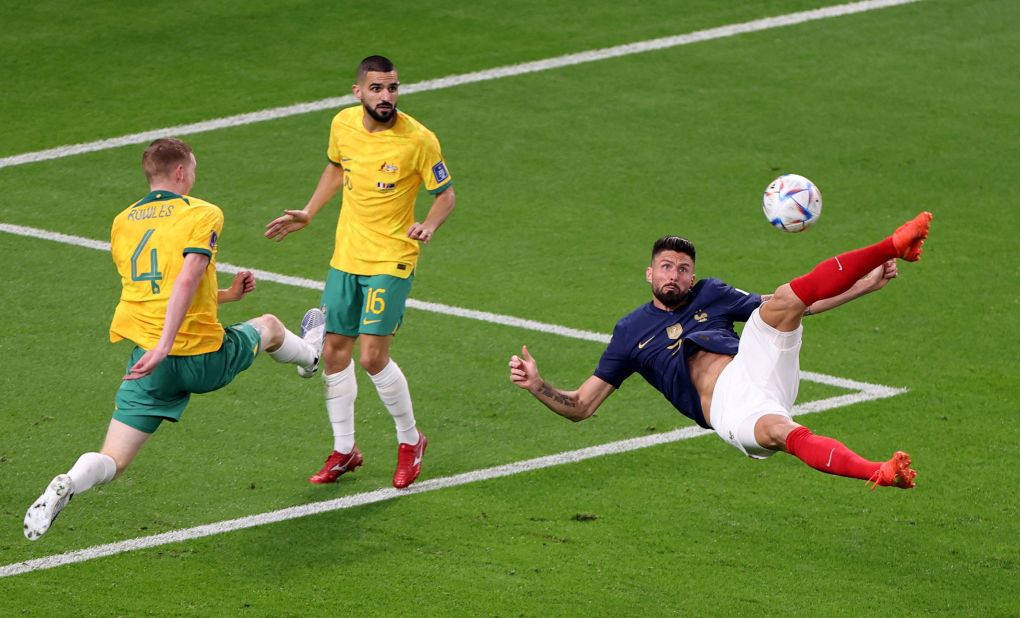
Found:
[322,268,413,337]
[112,322,261,433]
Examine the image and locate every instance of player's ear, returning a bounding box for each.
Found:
[645,267,653,283]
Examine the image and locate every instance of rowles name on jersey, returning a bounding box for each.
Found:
[127,204,175,221]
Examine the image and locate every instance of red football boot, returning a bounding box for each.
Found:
[868,451,917,490]
[308,447,364,484]
[393,433,427,489]
[891,211,933,262]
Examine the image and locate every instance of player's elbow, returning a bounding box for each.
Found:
[568,401,598,422]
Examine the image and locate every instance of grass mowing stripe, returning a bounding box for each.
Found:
[0,222,907,577]
[1,364,907,581]
[0,0,918,170]
[0,222,909,398]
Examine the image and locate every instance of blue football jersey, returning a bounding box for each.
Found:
[594,278,762,428]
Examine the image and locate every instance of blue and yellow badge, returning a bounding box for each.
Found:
[209,230,218,249]
[432,161,449,183]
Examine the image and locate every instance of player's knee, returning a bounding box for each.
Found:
[359,350,389,375]
[249,314,285,350]
[770,284,806,313]
[754,414,799,451]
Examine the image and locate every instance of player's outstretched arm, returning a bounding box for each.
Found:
[804,260,897,315]
[218,271,255,304]
[408,186,456,244]
[509,345,615,422]
[265,163,343,241]
[125,252,210,380]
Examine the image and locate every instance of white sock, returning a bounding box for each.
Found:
[267,328,316,366]
[369,360,419,445]
[67,452,117,494]
[324,364,357,454]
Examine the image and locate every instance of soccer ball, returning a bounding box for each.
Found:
[762,174,823,233]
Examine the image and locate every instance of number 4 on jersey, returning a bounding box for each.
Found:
[131,229,163,294]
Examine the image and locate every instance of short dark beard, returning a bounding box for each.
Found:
[364,102,395,123]
[653,286,689,309]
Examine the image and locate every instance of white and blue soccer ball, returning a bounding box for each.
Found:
[762,173,822,233]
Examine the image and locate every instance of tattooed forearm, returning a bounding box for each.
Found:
[537,383,577,408]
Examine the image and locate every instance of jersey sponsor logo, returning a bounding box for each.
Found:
[667,323,683,339]
[432,161,449,183]
[637,335,655,349]
[693,311,708,323]
[379,162,399,173]
[376,181,396,192]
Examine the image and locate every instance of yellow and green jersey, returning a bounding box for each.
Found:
[109,190,224,355]
[326,106,453,278]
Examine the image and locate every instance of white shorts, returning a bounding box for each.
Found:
[709,308,802,459]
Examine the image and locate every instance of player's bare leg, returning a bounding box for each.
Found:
[757,284,807,332]
[100,419,153,477]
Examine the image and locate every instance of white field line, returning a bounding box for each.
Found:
[0,381,903,579]
[0,0,917,170]
[1,0,919,575]
[1,221,906,578]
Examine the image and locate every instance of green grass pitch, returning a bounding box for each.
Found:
[1,0,1017,615]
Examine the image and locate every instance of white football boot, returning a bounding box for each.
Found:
[24,474,74,540]
[297,307,326,378]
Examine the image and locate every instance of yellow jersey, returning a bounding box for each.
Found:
[109,190,225,355]
[326,106,453,278]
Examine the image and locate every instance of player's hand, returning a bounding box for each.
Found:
[227,271,256,301]
[124,348,168,381]
[509,345,541,391]
[265,209,311,241]
[860,259,898,293]
[407,222,436,244]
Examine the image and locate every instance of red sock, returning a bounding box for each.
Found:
[789,237,897,306]
[785,426,881,481]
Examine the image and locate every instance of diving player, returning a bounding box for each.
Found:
[509,213,933,488]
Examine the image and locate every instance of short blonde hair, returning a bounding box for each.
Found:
[142,138,193,182]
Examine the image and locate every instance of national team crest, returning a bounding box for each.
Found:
[432,161,449,183]
[667,323,683,340]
